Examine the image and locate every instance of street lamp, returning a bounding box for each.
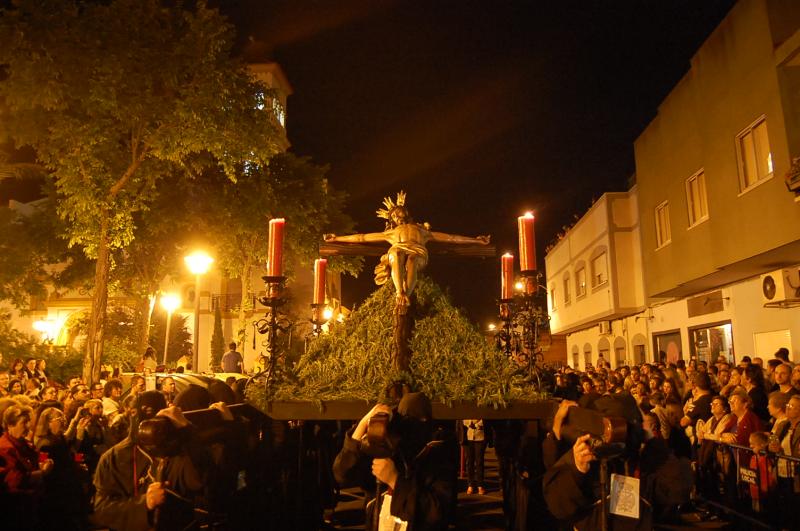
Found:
[160,293,181,366]
[184,251,213,371]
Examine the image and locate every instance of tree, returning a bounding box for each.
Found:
[0,0,282,382]
[194,153,361,348]
[210,304,225,371]
[110,176,195,357]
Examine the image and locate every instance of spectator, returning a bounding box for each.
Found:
[34,406,88,530]
[24,358,37,380]
[129,375,146,399]
[8,358,27,381]
[90,382,104,400]
[768,391,791,439]
[772,363,798,396]
[8,378,23,395]
[0,404,54,529]
[744,364,770,424]
[33,359,48,384]
[0,372,9,397]
[102,379,124,419]
[748,432,775,513]
[160,376,177,405]
[775,347,791,364]
[722,390,762,446]
[680,372,713,432]
[462,419,486,495]
[138,346,158,373]
[222,341,244,373]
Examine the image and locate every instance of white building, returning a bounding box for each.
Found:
[546,0,800,368]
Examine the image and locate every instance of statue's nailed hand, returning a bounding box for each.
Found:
[477,235,491,244]
[323,233,336,241]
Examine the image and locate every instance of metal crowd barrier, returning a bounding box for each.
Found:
[695,439,800,530]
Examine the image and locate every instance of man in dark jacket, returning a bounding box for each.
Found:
[93,391,218,530]
[333,392,457,531]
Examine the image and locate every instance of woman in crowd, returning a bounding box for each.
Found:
[0,405,54,529]
[34,406,88,530]
[8,378,24,396]
[8,358,27,381]
[661,377,682,403]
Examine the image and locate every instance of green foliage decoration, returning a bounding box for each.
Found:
[247,277,544,410]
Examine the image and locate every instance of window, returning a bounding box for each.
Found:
[737,116,772,191]
[685,170,709,226]
[575,267,586,298]
[655,201,671,248]
[563,273,571,306]
[550,288,557,311]
[591,252,608,287]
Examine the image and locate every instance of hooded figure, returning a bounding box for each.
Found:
[333,392,457,531]
[93,391,205,530]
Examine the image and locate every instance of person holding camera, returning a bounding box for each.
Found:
[333,392,457,531]
[93,391,208,530]
[543,395,693,530]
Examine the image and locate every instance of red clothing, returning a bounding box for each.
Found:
[0,432,41,494]
[748,454,776,512]
[734,410,762,446]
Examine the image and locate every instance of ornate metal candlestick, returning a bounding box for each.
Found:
[255,275,289,392]
[309,303,327,337]
[496,270,549,388]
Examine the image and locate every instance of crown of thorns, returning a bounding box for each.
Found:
[376,191,407,220]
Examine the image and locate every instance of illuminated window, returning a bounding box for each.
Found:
[655,201,671,248]
[550,288,557,311]
[563,273,571,306]
[272,98,286,127]
[591,252,608,287]
[685,170,709,227]
[575,267,586,298]
[737,116,772,192]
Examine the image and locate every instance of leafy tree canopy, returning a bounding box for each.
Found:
[0,0,282,254]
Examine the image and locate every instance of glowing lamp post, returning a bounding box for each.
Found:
[160,293,181,366]
[184,251,213,371]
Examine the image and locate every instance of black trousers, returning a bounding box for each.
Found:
[465,440,486,487]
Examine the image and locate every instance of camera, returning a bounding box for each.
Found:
[360,411,401,458]
[137,416,185,457]
[559,399,637,459]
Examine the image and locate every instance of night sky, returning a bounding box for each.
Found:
[0,1,737,326]
[218,0,737,326]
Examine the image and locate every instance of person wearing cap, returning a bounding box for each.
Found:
[333,392,457,530]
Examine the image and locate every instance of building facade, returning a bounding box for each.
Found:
[547,0,800,369]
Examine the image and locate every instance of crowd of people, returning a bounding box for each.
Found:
[0,351,259,531]
[3,343,800,530]
[542,346,800,529]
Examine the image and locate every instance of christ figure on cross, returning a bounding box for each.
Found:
[324,191,490,311]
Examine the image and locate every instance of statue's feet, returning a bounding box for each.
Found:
[396,293,410,313]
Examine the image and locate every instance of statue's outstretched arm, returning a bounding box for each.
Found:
[324,232,387,243]
[429,231,490,244]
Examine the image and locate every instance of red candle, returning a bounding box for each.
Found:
[267,218,285,276]
[313,258,327,305]
[501,253,514,299]
[518,212,536,272]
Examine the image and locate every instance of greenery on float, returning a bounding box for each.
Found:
[246,277,546,409]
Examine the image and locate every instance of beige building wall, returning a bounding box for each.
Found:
[635,0,800,301]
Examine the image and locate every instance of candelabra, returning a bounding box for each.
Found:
[309,303,327,337]
[496,270,550,388]
[254,275,291,392]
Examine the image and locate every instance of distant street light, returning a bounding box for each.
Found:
[184,251,213,371]
[160,293,181,366]
[488,323,497,332]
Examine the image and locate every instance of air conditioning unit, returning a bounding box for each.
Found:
[598,321,612,335]
[761,269,800,306]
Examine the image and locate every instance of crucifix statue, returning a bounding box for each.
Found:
[322,191,493,371]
